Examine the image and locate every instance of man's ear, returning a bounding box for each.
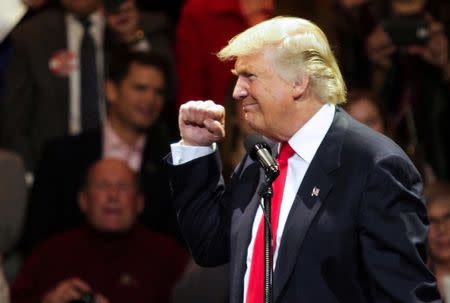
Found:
[105,80,118,104]
[78,191,88,214]
[292,75,309,100]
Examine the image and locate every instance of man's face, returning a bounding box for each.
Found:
[428,199,450,263]
[60,0,101,16]
[239,0,274,26]
[392,0,426,15]
[79,159,143,233]
[107,63,165,132]
[231,49,300,141]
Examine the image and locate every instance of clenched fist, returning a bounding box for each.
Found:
[179,100,226,146]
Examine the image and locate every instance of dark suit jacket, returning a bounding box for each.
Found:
[21,121,181,253]
[0,8,174,170]
[167,108,441,303]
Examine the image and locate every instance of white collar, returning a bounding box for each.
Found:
[287,103,335,163]
[66,10,104,28]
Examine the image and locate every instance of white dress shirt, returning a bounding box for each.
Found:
[102,121,147,172]
[171,103,335,302]
[66,11,106,135]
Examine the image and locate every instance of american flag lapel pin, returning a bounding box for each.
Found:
[311,187,320,197]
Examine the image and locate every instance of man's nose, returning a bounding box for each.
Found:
[107,186,120,201]
[233,76,249,101]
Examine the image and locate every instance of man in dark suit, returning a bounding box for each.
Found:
[21,51,180,254]
[0,0,173,171]
[167,17,441,302]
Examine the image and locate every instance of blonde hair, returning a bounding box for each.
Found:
[217,16,346,104]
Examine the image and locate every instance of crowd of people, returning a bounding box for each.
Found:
[0,0,449,302]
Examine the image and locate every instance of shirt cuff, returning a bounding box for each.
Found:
[171,142,216,165]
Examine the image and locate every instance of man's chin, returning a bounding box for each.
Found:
[247,122,260,135]
[246,121,270,138]
[96,226,131,235]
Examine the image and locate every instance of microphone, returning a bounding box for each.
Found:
[244,134,279,181]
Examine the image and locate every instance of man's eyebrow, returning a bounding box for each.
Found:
[231,69,253,77]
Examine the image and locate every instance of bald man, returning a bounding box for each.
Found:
[12,159,188,303]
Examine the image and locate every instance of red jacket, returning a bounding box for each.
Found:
[175,0,247,108]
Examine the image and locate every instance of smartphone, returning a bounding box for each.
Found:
[103,0,126,14]
[382,17,430,46]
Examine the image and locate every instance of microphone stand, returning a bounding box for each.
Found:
[258,174,276,303]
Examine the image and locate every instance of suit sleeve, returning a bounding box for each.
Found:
[0,29,36,170]
[167,151,231,267]
[358,154,440,302]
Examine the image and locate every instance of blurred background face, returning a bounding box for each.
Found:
[392,0,426,15]
[239,0,274,26]
[346,97,385,133]
[428,197,450,263]
[107,63,165,132]
[60,0,102,16]
[79,159,143,233]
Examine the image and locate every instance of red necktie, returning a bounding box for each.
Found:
[246,143,295,303]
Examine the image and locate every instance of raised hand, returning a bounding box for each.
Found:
[179,100,226,146]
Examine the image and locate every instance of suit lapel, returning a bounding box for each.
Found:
[230,157,264,303]
[231,189,260,303]
[273,108,348,302]
[230,138,289,303]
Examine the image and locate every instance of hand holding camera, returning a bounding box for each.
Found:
[42,278,109,303]
[405,17,449,70]
[367,14,449,71]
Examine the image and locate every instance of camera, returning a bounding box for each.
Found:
[382,16,430,46]
[70,293,96,303]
